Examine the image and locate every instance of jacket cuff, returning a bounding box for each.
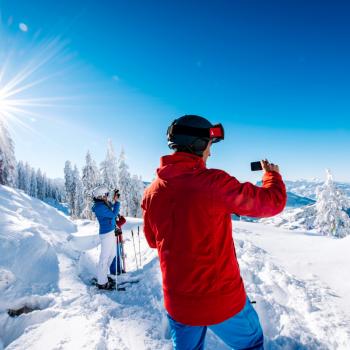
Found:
[263,171,282,181]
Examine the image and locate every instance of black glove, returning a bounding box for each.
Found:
[115,227,123,236]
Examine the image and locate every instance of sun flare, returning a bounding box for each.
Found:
[0,26,73,132]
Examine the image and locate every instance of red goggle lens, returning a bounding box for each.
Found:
[209,126,223,139]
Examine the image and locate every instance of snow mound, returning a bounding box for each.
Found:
[237,238,349,349]
[0,185,76,347]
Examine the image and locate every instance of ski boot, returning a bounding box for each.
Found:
[97,281,115,290]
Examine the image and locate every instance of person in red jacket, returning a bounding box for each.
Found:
[142,115,286,350]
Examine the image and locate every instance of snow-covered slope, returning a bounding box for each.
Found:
[235,222,350,349]
[0,186,76,348]
[235,221,350,317]
[0,186,169,350]
[1,185,349,349]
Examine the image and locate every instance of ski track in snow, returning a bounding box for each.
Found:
[1,186,350,349]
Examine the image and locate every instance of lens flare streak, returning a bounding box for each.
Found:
[0,29,73,133]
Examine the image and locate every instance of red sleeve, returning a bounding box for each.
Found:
[141,199,157,249]
[215,170,287,218]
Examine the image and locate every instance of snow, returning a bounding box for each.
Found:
[235,221,350,317]
[1,184,350,349]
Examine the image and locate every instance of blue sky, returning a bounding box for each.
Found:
[1,0,350,183]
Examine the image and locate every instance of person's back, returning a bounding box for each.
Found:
[142,115,287,349]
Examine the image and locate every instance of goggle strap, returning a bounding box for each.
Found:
[169,123,224,139]
[169,124,210,138]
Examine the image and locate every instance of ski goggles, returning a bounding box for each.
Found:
[168,123,225,143]
[209,124,225,143]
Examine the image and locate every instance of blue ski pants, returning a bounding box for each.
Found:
[167,297,264,350]
[109,243,122,275]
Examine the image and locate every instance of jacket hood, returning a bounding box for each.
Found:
[157,152,206,180]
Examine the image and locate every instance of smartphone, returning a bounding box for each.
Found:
[250,161,263,171]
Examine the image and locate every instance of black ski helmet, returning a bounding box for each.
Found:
[167,115,224,156]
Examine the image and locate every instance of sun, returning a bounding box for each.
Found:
[0,24,73,132]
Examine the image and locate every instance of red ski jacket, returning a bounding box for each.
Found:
[142,152,286,326]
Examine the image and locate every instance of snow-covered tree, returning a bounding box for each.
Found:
[129,175,145,217]
[81,151,100,219]
[24,163,31,194]
[71,165,84,218]
[64,161,74,214]
[14,159,63,204]
[16,161,26,190]
[100,139,118,190]
[36,169,45,200]
[315,169,350,238]
[29,168,38,198]
[0,120,16,186]
[117,148,132,216]
[42,173,48,199]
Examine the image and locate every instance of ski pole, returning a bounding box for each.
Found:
[137,226,142,267]
[117,234,122,273]
[115,233,118,290]
[119,234,127,273]
[131,229,139,270]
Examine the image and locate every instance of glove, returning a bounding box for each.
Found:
[116,215,126,227]
[115,227,123,236]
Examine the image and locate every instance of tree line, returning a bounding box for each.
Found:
[1,120,144,219]
[64,140,144,219]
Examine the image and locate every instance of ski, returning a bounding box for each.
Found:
[89,277,139,290]
[117,279,140,287]
[89,277,125,291]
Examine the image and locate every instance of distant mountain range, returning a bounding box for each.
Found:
[284,179,350,200]
[261,179,350,231]
[285,191,315,208]
[257,179,350,202]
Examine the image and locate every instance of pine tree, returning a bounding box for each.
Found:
[130,175,145,217]
[100,139,118,190]
[0,120,16,186]
[81,151,100,219]
[16,161,26,190]
[315,169,350,238]
[30,168,38,197]
[64,161,74,215]
[36,169,45,200]
[42,173,48,199]
[117,148,132,216]
[71,165,84,218]
[24,163,31,194]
